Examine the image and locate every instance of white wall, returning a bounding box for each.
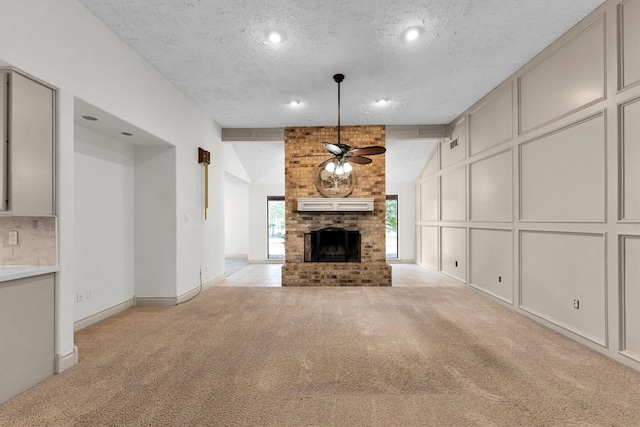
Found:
[248,183,284,261]
[387,183,415,261]
[225,174,250,256]
[415,0,640,370]
[0,0,224,367]
[135,145,177,298]
[73,125,135,321]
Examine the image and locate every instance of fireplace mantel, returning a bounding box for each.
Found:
[297,198,374,212]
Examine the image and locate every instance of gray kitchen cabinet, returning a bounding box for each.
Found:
[0,273,55,404]
[1,69,55,216]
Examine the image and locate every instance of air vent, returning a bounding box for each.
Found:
[449,138,458,149]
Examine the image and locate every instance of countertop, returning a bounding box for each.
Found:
[0,266,60,283]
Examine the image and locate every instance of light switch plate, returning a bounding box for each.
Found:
[8,231,18,246]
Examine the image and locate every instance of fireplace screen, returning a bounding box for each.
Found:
[304,227,361,263]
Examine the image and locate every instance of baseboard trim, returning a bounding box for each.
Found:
[55,346,78,374]
[176,274,225,304]
[134,296,177,306]
[225,254,248,259]
[136,273,227,307]
[249,259,285,264]
[74,299,135,332]
[387,259,416,264]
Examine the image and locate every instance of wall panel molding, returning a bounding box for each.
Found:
[519,230,607,346]
[420,226,439,270]
[470,149,513,223]
[621,235,640,361]
[469,228,513,303]
[441,226,467,282]
[518,17,606,134]
[519,113,606,222]
[440,166,466,222]
[468,84,513,156]
[420,177,438,221]
[619,96,640,222]
[618,0,640,90]
[412,0,640,371]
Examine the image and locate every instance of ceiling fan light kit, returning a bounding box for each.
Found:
[313,73,386,198]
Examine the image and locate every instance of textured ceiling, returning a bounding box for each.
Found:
[77,0,604,129]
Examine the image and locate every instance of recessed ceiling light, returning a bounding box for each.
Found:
[404,27,420,42]
[268,31,282,44]
[82,115,98,121]
[121,132,133,136]
[376,99,388,106]
[289,101,301,107]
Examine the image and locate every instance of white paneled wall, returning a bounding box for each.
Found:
[623,236,640,359]
[469,150,513,222]
[518,19,605,133]
[440,167,466,222]
[468,84,513,156]
[620,0,640,89]
[440,227,466,282]
[469,228,513,303]
[519,114,606,222]
[621,98,640,220]
[415,0,640,370]
[420,178,438,221]
[420,226,439,270]
[520,231,607,345]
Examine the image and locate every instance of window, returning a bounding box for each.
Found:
[267,196,285,259]
[386,195,398,259]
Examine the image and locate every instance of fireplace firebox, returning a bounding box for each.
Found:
[304,227,361,263]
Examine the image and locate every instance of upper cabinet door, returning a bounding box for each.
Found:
[9,72,55,216]
[0,72,8,211]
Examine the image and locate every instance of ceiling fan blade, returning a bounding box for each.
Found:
[347,156,373,165]
[292,153,330,158]
[318,158,334,168]
[350,146,386,156]
[323,142,343,155]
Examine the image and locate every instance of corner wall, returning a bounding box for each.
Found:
[414,0,640,369]
[74,125,135,321]
[0,0,224,367]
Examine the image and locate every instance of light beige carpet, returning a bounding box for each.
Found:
[1,285,640,426]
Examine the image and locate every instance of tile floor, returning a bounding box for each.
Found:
[219,260,463,287]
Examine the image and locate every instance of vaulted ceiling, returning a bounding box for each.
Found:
[76,0,605,183]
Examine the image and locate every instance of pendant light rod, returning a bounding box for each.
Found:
[333,73,344,145]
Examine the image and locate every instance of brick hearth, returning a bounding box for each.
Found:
[282,125,391,286]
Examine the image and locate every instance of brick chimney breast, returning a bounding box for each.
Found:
[282,125,392,286]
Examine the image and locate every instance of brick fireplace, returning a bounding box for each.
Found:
[281,125,392,286]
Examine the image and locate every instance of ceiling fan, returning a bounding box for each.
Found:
[298,73,386,175]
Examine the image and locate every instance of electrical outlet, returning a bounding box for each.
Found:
[498,276,502,283]
[455,260,458,267]
[8,230,18,246]
[573,299,580,309]
[76,291,84,303]
[86,289,92,300]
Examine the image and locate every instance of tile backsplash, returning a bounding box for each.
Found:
[0,217,57,266]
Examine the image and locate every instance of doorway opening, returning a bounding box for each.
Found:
[386,195,398,259]
[267,196,285,259]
